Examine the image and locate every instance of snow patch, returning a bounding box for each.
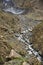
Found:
[3,7,25,14]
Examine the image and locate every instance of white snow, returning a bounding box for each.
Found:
[37,56,41,62]
[22,30,28,34]
[28,27,33,31]
[28,51,32,54]
[3,7,25,14]
[29,45,34,51]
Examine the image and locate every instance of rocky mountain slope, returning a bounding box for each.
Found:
[30,22,43,57]
[0,0,43,65]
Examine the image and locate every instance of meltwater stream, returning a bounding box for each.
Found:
[15,29,43,62]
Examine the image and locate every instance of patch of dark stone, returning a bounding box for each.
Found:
[0,62,4,65]
[5,57,12,62]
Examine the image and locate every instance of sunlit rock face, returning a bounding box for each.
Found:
[30,22,43,57]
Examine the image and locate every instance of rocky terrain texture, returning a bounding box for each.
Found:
[0,0,43,65]
[30,22,43,57]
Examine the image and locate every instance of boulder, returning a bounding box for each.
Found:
[23,62,30,65]
[9,49,21,58]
